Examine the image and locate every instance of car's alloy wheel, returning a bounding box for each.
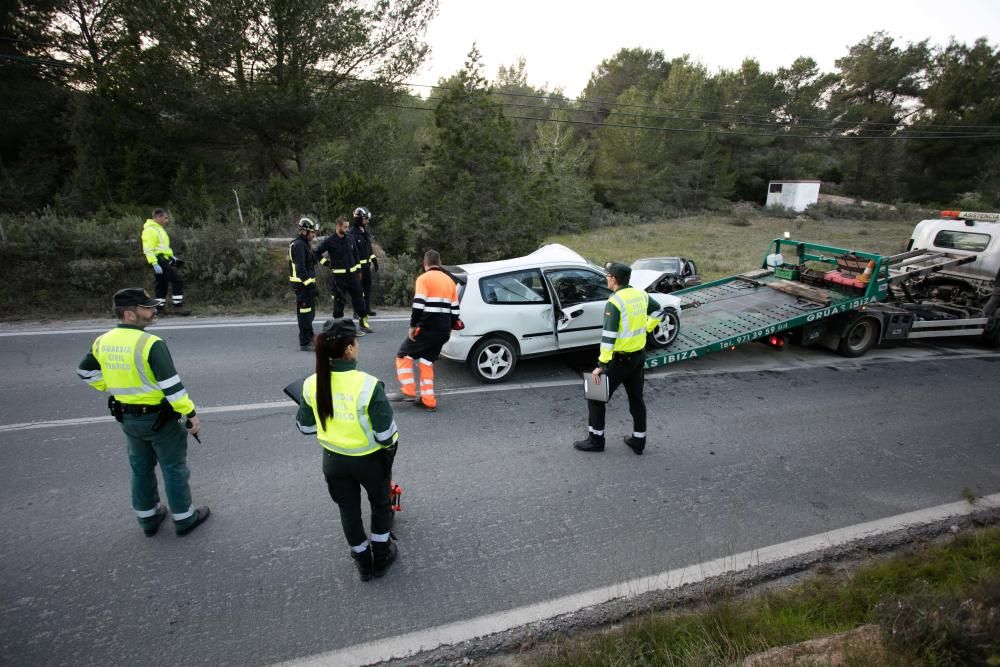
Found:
[468,336,518,383]
[649,309,680,347]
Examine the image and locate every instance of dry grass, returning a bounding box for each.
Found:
[548,215,919,282]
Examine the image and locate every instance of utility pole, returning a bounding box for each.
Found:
[233,189,248,239]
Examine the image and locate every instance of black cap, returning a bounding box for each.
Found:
[605,261,631,284]
[321,318,358,338]
[113,288,158,308]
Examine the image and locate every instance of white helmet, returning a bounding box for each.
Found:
[297,217,319,232]
[353,206,370,220]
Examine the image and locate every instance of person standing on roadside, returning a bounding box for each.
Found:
[77,288,210,537]
[393,250,460,412]
[141,208,190,316]
[316,216,372,334]
[289,217,320,351]
[350,207,378,317]
[573,262,662,455]
[296,318,399,581]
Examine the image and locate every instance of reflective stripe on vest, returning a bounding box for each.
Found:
[609,287,649,353]
[303,371,380,456]
[93,328,163,405]
[288,241,316,286]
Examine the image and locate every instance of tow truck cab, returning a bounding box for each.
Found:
[907,211,1000,286]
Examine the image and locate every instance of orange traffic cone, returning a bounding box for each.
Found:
[857,260,875,284]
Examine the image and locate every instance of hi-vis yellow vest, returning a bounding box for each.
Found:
[141,220,173,265]
[609,286,649,354]
[92,328,165,406]
[302,370,380,456]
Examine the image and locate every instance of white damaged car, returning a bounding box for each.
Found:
[440,244,682,382]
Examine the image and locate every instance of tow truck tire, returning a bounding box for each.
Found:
[647,309,680,348]
[468,335,518,383]
[837,317,879,358]
[985,321,1000,348]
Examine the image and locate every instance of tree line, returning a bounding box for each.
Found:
[2,0,999,263]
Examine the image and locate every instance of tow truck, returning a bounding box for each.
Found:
[644,210,1000,369]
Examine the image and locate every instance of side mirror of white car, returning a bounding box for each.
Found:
[557,305,586,330]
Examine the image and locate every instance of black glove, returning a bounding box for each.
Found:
[372,258,379,272]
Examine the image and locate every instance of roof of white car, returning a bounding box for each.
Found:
[457,243,590,275]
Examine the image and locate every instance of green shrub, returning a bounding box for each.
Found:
[764,204,799,219]
[590,204,645,228]
[374,253,419,307]
[177,226,278,295]
[66,258,129,292]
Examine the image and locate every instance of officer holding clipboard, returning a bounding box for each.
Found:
[574,262,662,455]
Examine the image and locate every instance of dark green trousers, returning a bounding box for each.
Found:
[323,448,393,547]
[121,413,193,529]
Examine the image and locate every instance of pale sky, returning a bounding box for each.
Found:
[413,0,1000,98]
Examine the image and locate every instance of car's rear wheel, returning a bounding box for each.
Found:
[647,309,680,348]
[468,335,518,383]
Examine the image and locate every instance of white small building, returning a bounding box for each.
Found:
[766,180,820,212]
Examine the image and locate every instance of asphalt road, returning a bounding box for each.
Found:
[1,314,999,665]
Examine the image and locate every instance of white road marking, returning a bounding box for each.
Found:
[0,317,411,337]
[2,351,998,433]
[280,493,1000,667]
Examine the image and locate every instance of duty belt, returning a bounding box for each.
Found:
[612,350,643,360]
[119,403,161,416]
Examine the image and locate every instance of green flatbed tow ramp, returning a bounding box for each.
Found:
[644,239,888,369]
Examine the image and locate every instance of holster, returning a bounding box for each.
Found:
[108,396,124,423]
[381,443,398,477]
[151,399,180,432]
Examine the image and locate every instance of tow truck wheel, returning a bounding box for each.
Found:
[647,309,680,348]
[837,317,879,358]
[985,319,1000,348]
[468,335,518,383]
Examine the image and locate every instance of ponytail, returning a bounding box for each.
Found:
[313,331,356,427]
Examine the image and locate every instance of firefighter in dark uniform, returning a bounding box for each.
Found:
[350,206,378,316]
[393,249,460,412]
[315,216,372,334]
[77,288,210,536]
[296,318,399,581]
[574,262,662,455]
[289,217,320,350]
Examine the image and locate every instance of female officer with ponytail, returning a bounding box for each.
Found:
[295,318,400,581]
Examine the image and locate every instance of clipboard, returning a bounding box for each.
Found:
[583,372,609,402]
[283,377,307,405]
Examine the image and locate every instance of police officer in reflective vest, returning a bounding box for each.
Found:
[574,262,662,455]
[77,288,210,536]
[296,318,400,581]
[289,217,320,350]
[315,216,372,333]
[141,208,190,316]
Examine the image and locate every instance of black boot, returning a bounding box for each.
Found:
[573,434,605,452]
[624,435,646,455]
[175,506,211,536]
[372,539,398,578]
[352,545,374,582]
